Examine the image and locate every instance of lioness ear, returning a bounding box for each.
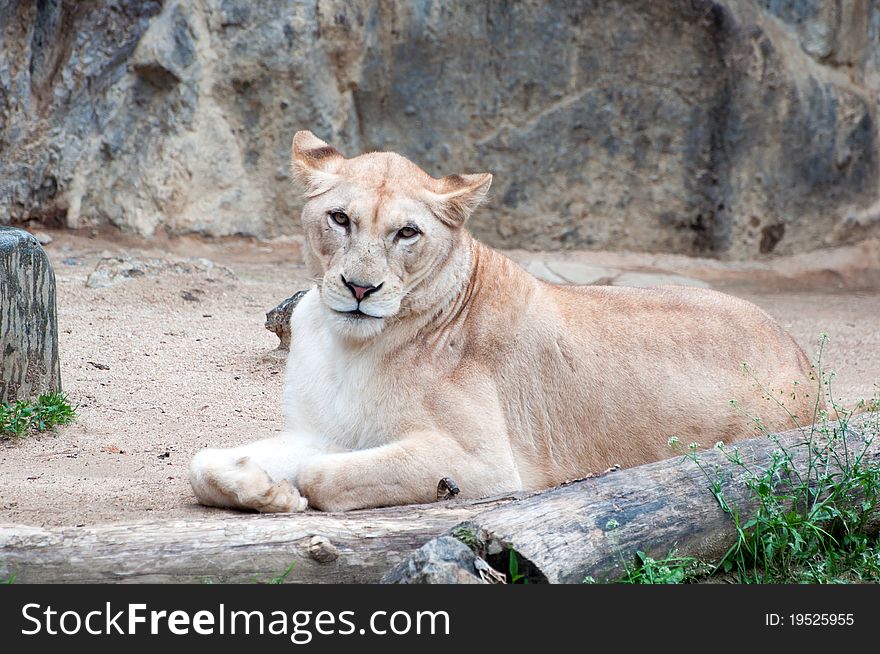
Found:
[427,172,493,226]
[291,130,344,197]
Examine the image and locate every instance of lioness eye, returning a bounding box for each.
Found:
[329,210,350,227]
[397,226,419,239]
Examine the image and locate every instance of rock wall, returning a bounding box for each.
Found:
[1,0,879,258]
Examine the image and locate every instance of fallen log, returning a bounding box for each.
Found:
[0,495,521,583]
[2,416,876,584]
[0,227,61,404]
[390,414,880,583]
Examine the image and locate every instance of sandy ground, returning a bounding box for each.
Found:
[2,231,879,527]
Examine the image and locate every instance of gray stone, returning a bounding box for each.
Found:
[0,227,61,404]
[612,272,711,289]
[1,1,879,259]
[85,255,234,288]
[519,260,566,284]
[381,536,484,584]
[545,261,617,286]
[757,1,873,68]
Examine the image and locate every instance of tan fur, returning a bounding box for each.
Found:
[189,132,819,513]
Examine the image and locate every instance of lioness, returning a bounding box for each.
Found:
[189,131,816,513]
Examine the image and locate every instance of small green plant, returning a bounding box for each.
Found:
[266,561,297,584]
[620,550,711,585]
[2,573,15,584]
[508,550,528,584]
[0,392,76,438]
[599,515,711,584]
[451,525,477,548]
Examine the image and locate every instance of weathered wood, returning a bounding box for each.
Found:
[2,417,876,584]
[265,290,308,351]
[0,227,61,403]
[0,495,521,583]
[411,415,880,584]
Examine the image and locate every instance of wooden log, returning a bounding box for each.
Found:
[0,227,61,404]
[0,495,521,583]
[404,414,880,584]
[2,417,876,584]
[265,290,308,351]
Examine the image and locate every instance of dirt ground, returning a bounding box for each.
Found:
[2,231,879,527]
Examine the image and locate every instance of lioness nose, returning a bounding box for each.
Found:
[341,275,382,301]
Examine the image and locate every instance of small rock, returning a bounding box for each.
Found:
[88,361,110,370]
[85,257,148,288]
[180,290,201,302]
[86,256,235,288]
[486,539,504,556]
[32,231,53,245]
[381,536,485,584]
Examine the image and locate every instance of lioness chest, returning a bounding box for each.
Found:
[283,289,421,449]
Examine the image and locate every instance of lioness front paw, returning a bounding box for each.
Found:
[190,450,308,513]
[255,479,308,513]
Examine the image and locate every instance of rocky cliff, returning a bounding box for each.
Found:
[2,0,879,258]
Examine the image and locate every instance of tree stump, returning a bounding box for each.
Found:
[0,227,61,404]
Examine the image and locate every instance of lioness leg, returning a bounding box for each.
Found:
[189,434,323,512]
[298,432,520,512]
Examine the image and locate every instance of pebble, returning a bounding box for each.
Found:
[33,231,53,245]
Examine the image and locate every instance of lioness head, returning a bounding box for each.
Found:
[291,131,492,340]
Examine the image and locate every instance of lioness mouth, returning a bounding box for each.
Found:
[336,308,381,319]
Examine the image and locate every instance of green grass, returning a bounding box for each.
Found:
[0,392,76,438]
[698,336,880,584]
[265,561,297,584]
[605,334,880,584]
[508,549,528,583]
[197,561,298,585]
